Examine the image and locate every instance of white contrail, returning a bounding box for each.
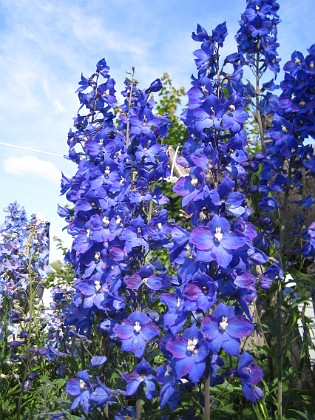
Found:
[0,141,64,158]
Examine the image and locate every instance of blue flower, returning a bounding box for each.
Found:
[90,378,117,410]
[237,351,264,403]
[166,325,209,384]
[160,290,188,334]
[183,270,217,312]
[122,359,156,400]
[66,370,93,415]
[114,311,159,358]
[190,214,247,268]
[201,303,253,356]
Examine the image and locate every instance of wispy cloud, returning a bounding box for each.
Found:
[4,155,61,182]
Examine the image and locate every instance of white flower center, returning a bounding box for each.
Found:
[214,226,223,242]
[142,277,148,285]
[104,166,110,176]
[187,338,198,353]
[295,57,301,65]
[134,321,141,333]
[79,379,86,389]
[281,125,288,133]
[102,216,109,227]
[191,177,198,187]
[219,316,229,331]
[95,251,100,261]
[95,280,101,291]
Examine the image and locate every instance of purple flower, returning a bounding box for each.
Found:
[166,325,209,384]
[124,263,163,291]
[237,351,264,403]
[66,370,93,415]
[160,290,188,334]
[183,270,217,312]
[91,356,107,367]
[120,216,149,253]
[191,215,247,268]
[90,379,117,410]
[156,364,181,410]
[114,311,159,358]
[122,359,156,400]
[201,303,253,356]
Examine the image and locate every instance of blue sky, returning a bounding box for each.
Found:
[0,0,313,260]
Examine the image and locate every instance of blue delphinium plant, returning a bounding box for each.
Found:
[58,21,267,420]
[58,62,176,416]
[234,1,315,418]
[0,202,50,416]
[57,0,315,418]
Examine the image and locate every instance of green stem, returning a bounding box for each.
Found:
[136,397,142,419]
[276,279,283,420]
[255,50,266,153]
[126,68,136,148]
[0,298,9,363]
[204,358,211,420]
[275,160,292,420]
[27,231,34,331]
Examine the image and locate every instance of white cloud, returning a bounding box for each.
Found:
[4,155,61,182]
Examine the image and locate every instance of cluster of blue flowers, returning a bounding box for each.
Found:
[165,19,268,403]
[58,61,177,413]
[254,42,315,257]
[0,202,49,357]
[0,1,314,417]
[56,0,315,417]
[236,0,281,76]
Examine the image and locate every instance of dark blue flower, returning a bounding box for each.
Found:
[166,325,209,384]
[183,270,217,312]
[191,215,247,268]
[201,303,253,356]
[114,311,159,358]
[122,359,156,400]
[237,351,264,403]
[66,370,93,415]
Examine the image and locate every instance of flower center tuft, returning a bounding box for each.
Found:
[102,216,109,227]
[191,177,198,187]
[214,226,223,242]
[187,338,198,353]
[281,124,288,133]
[219,316,229,331]
[134,321,142,332]
[79,379,87,390]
